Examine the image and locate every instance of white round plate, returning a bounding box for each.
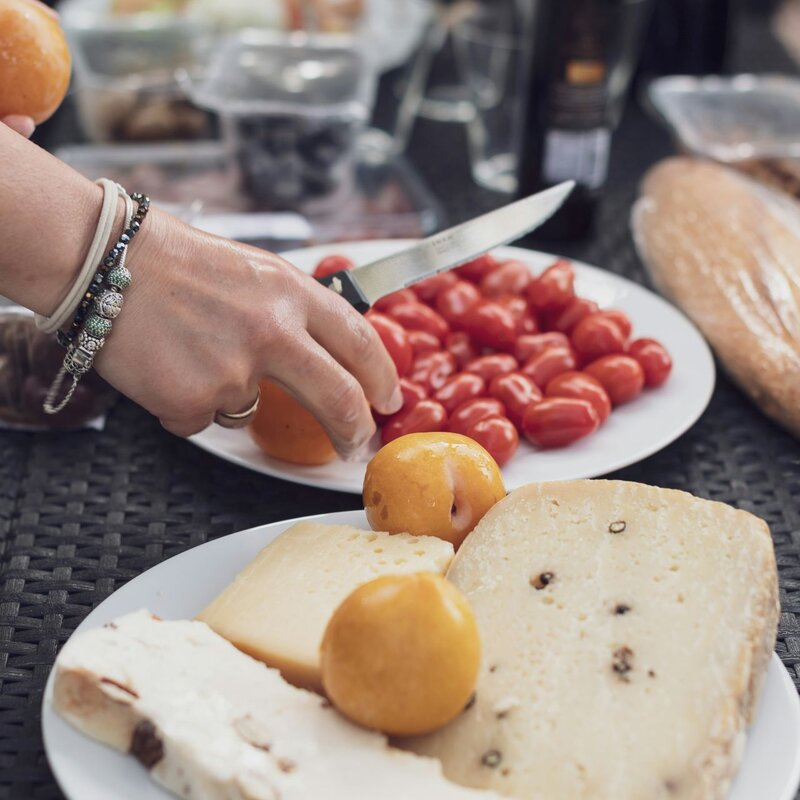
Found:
[189,240,715,494]
[42,510,800,800]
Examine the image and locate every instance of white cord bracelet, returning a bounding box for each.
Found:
[35,179,127,334]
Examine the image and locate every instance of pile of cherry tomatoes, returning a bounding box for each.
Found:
[314,253,672,466]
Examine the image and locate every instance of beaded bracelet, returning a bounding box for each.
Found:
[43,190,151,415]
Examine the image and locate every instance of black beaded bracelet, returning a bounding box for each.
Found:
[57,192,150,349]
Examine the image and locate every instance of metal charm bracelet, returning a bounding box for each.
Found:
[43,189,151,415]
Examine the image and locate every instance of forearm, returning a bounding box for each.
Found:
[0,124,113,316]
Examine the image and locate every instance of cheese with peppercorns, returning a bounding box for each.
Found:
[197,522,454,690]
[53,611,502,800]
[405,480,779,800]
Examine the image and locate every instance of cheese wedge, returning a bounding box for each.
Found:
[406,480,779,800]
[53,611,501,800]
[196,522,454,689]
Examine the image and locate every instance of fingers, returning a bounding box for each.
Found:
[213,383,261,430]
[2,116,35,138]
[160,413,214,438]
[306,283,402,416]
[266,332,377,459]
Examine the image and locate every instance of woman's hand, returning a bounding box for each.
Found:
[1,116,35,138]
[96,209,402,458]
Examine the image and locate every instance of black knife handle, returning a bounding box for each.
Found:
[316,271,371,314]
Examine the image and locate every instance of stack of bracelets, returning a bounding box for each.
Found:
[38,179,150,414]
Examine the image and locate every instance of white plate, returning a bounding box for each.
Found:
[189,241,716,494]
[42,510,800,800]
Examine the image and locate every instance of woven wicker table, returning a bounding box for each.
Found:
[2,11,799,800]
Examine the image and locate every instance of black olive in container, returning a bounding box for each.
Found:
[187,31,377,212]
[0,308,118,430]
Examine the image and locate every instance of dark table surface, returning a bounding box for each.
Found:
[2,9,800,800]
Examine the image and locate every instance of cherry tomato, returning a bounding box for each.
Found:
[545,370,611,424]
[522,347,577,389]
[366,312,412,377]
[463,353,518,382]
[547,297,600,334]
[433,373,486,413]
[373,378,428,425]
[373,288,417,312]
[407,330,441,357]
[389,302,450,342]
[527,259,575,311]
[465,416,519,466]
[312,254,355,279]
[597,309,632,340]
[584,354,645,405]
[627,338,672,388]
[449,397,506,436]
[381,400,448,445]
[462,300,517,351]
[409,351,458,392]
[571,313,627,362]
[455,253,501,283]
[445,331,480,368]
[435,280,481,326]
[480,259,531,298]
[489,372,542,428]
[522,397,600,449]
[412,271,458,303]
[496,295,539,335]
[514,332,571,363]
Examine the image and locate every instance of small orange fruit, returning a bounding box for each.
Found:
[320,573,480,736]
[0,0,71,124]
[363,432,505,548]
[249,380,336,465]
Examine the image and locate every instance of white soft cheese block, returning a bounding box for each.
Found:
[53,611,501,800]
[406,480,779,800]
[196,522,455,689]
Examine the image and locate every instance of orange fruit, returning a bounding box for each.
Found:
[320,573,480,736]
[249,380,336,466]
[0,0,71,124]
[363,432,505,548]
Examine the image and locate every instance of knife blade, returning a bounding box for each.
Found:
[317,180,574,312]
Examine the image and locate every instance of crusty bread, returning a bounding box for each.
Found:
[406,480,779,800]
[53,611,501,800]
[632,157,800,436]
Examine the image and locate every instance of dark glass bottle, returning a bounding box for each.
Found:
[516,0,651,241]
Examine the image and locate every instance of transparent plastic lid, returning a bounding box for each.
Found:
[648,74,800,162]
[186,30,376,119]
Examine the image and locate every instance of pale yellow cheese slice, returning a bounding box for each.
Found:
[197,522,454,690]
[406,480,779,800]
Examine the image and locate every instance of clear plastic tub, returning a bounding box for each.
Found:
[61,0,212,141]
[648,74,800,163]
[185,30,377,210]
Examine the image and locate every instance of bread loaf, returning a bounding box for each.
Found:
[53,611,501,800]
[632,157,800,436]
[406,480,779,800]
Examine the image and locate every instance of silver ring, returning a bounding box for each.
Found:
[214,388,261,428]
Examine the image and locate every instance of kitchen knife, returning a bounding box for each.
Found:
[317,180,574,312]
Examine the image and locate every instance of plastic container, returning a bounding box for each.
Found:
[61,0,212,142]
[186,30,377,211]
[55,134,443,246]
[0,307,117,430]
[648,74,800,163]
